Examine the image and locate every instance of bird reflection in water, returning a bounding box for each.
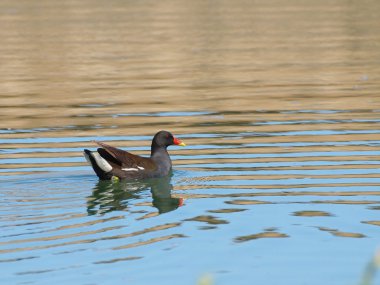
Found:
[87,174,183,215]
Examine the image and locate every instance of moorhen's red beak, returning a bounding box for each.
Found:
[173,137,186,146]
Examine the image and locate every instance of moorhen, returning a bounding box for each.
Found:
[84,130,186,180]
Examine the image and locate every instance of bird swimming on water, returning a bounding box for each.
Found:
[84,130,186,180]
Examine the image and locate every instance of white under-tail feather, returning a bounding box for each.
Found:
[84,151,112,172]
[83,152,91,164]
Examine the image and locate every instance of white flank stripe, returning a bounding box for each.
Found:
[121,168,139,172]
[93,153,112,172]
[137,166,145,170]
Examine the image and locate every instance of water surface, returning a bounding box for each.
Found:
[1,1,380,285]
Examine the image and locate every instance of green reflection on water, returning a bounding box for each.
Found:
[87,174,183,215]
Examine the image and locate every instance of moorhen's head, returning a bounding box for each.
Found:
[152,131,186,148]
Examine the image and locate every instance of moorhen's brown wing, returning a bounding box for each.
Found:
[94,141,157,171]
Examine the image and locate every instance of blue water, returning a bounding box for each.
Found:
[1,129,380,285]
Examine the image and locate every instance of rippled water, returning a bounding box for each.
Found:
[1,1,380,285]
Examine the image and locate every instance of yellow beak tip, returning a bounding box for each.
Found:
[178,142,186,147]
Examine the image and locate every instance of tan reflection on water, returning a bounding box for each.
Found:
[185,215,229,225]
[235,231,289,242]
[0,0,380,132]
[362,221,380,227]
[0,221,182,254]
[317,227,366,238]
[94,256,143,264]
[292,210,333,217]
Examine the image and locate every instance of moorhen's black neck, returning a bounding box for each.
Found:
[150,141,168,158]
[150,141,172,175]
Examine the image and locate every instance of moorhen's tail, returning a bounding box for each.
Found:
[83,149,113,180]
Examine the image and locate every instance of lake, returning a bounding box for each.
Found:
[1,0,380,284]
